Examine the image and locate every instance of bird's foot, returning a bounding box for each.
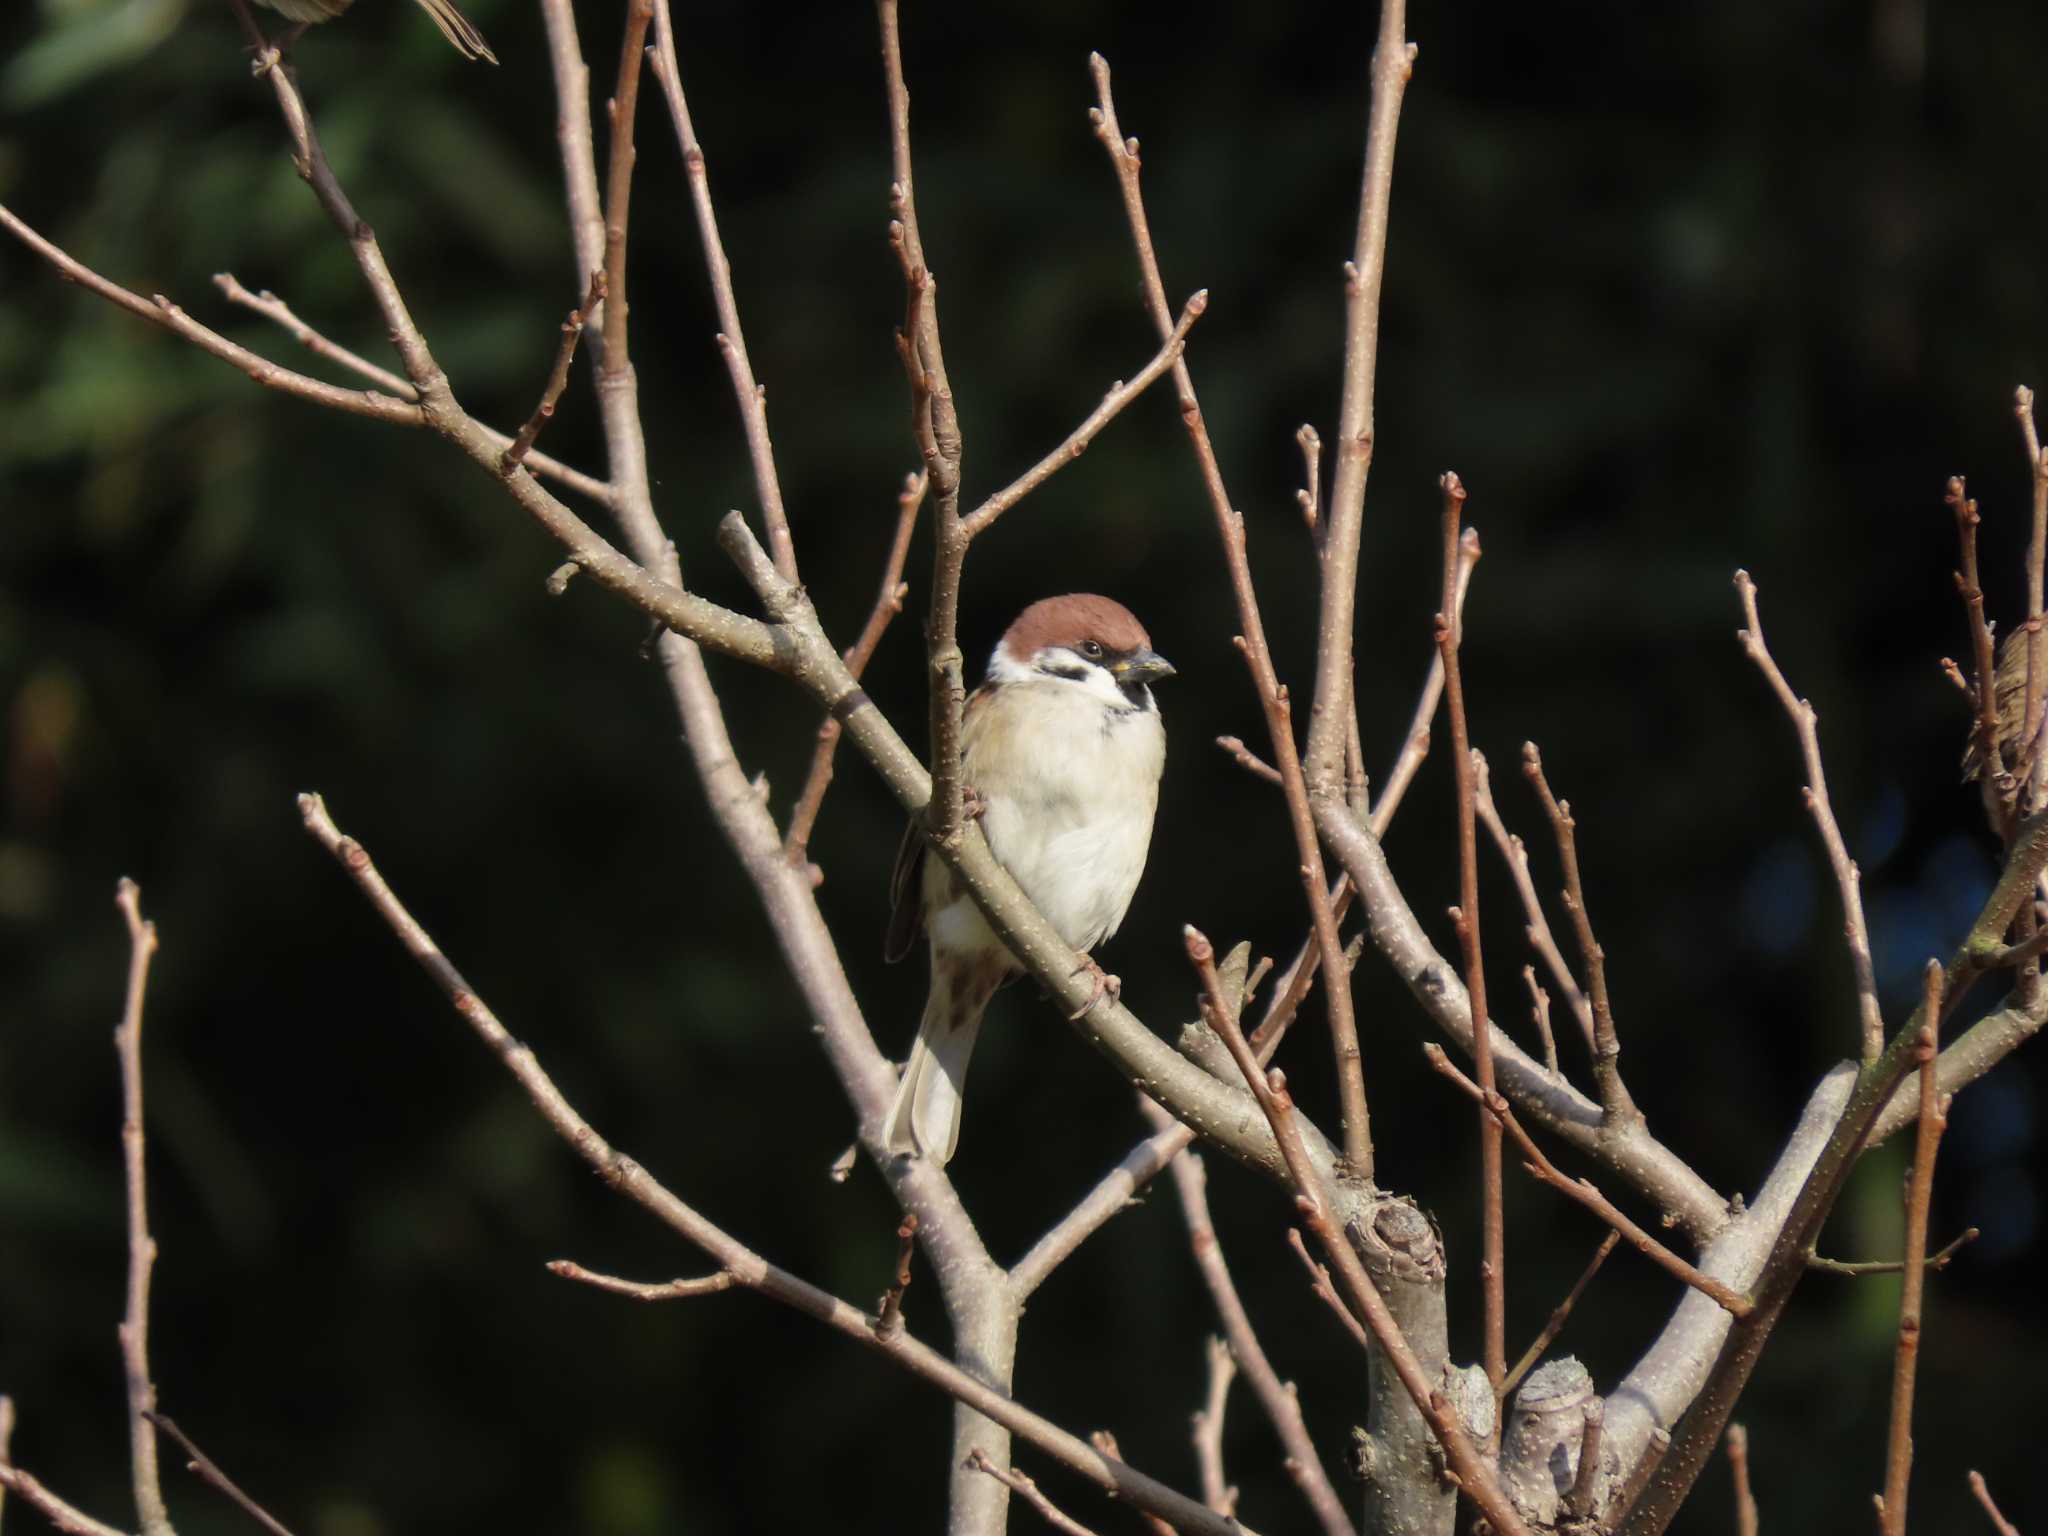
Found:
[962,783,989,821]
[1068,958,1121,1020]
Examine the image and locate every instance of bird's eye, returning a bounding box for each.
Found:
[1078,640,1105,660]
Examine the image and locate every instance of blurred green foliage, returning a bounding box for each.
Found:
[3,1,2046,1532]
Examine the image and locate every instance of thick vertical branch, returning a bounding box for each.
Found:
[113,880,173,1536]
[1435,473,1506,1406]
[1301,1,1416,792]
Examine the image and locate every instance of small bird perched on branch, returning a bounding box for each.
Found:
[1963,626,2045,784]
[883,595,1174,1166]
[250,0,498,63]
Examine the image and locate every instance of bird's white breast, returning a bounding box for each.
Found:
[958,680,1165,953]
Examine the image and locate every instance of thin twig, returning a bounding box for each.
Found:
[501,270,606,475]
[1522,743,1638,1122]
[1734,569,1884,1061]
[1808,1227,1977,1277]
[1088,1434,1177,1536]
[960,292,1206,538]
[647,0,799,583]
[1,204,417,426]
[299,794,1239,1536]
[213,272,415,397]
[1183,925,1532,1536]
[1523,965,1561,1079]
[1948,478,2008,795]
[1372,526,1480,834]
[1500,1230,1619,1401]
[545,1260,737,1301]
[0,1464,130,1536]
[1147,1103,1356,1536]
[113,880,172,1536]
[211,268,611,503]
[0,1394,13,1533]
[1217,735,1285,785]
[1295,424,1322,531]
[1092,55,1372,1179]
[1435,472,1506,1406]
[1968,1470,2022,1536]
[144,1413,296,1536]
[2016,387,2048,810]
[599,0,656,371]
[1299,0,1417,799]
[782,471,926,872]
[1471,752,1596,1054]
[964,1450,1102,1536]
[1725,1424,1758,1536]
[1191,1336,1240,1519]
[1424,1045,1753,1317]
[1877,978,1952,1536]
[1285,1228,1370,1352]
[875,1213,919,1339]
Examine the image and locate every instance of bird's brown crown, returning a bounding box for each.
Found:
[999,594,1151,662]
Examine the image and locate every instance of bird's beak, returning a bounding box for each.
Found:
[1112,648,1176,685]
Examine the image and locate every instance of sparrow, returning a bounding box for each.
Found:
[882,594,1174,1166]
[249,0,498,63]
[1963,626,2045,783]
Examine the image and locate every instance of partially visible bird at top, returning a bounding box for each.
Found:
[249,0,498,64]
[883,594,1174,1167]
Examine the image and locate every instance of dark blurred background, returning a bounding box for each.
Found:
[3,1,2044,1531]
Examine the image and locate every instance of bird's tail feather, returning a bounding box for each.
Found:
[884,958,996,1166]
[412,0,497,62]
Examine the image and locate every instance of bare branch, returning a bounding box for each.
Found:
[0,1465,131,1536]
[1522,742,1638,1122]
[1147,1105,1356,1536]
[1295,424,1322,532]
[1471,754,1596,1055]
[1424,1045,1752,1318]
[874,1214,920,1340]
[0,1394,14,1533]
[545,1260,737,1301]
[501,270,606,476]
[212,272,415,398]
[1216,735,1285,786]
[1523,966,1561,1078]
[298,793,1242,1536]
[1192,1337,1240,1519]
[1284,1228,1370,1352]
[1968,1470,2022,1536]
[1372,525,1480,834]
[2,204,417,426]
[1092,52,1372,1179]
[1948,478,2008,794]
[1300,0,1418,796]
[1434,472,1506,1404]
[960,291,1206,538]
[1182,925,1532,1536]
[112,880,171,1536]
[1500,1230,1619,1401]
[783,471,926,872]
[1811,1226,1977,1277]
[1734,569,1884,1060]
[144,1413,296,1536]
[599,0,656,370]
[964,1450,1101,1536]
[1725,1425,1758,1536]
[1877,994,1952,1536]
[2016,387,2048,810]
[648,0,799,583]
[1564,1400,1604,1523]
